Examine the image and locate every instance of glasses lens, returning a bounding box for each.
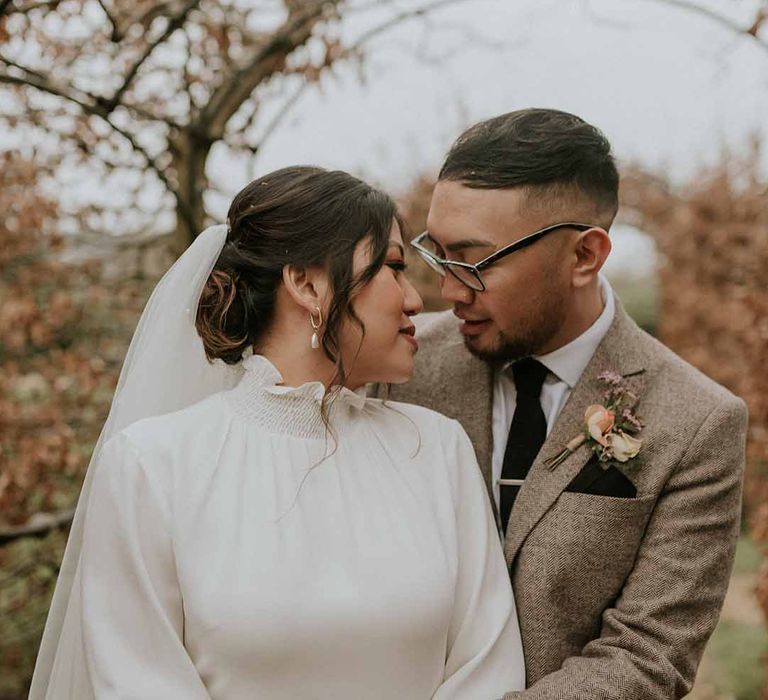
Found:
[417,234,442,256]
[416,249,446,276]
[447,264,484,291]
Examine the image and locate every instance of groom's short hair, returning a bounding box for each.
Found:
[439,108,619,228]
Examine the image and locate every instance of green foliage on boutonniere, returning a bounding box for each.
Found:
[545,371,644,471]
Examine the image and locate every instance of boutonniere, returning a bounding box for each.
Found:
[545,370,644,471]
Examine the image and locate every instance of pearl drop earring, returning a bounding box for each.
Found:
[309,307,323,350]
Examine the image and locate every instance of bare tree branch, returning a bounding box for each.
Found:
[108,0,202,109]
[247,80,307,164]
[235,0,480,158]
[346,0,398,12]
[0,53,48,80]
[0,66,181,214]
[95,0,122,41]
[104,121,175,191]
[200,0,336,138]
[2,0,61,14]
[114,100,184,129]
[580,0,634,30]
[0,508,75,545]
[180,26,199,114]
[638,0,768,54]
[248,0,479,155]
[746,5,767,38]
[1,53,184,129]
[347,0,476,50]
[0,64,108,118]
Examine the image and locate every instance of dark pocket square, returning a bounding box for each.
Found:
[565,456,637,498]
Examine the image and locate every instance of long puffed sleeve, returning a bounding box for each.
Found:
[433,420,525,699]
[76,432,210,698]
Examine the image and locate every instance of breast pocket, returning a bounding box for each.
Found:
[522,492,657,607]
[555,491,656,520]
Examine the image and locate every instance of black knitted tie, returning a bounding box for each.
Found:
[499,358,549,534]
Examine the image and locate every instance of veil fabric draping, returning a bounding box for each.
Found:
[29,224,242,699]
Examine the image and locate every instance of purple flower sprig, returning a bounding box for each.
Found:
[596,371,644,436]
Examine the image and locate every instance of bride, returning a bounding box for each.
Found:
[30,166,525,699]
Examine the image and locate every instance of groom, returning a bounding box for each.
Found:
[388,109,747,698]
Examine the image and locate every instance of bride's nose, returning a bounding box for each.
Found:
[403,276,423,316]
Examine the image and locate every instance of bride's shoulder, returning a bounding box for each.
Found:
[115,392,230,459]
[93,392,238,497]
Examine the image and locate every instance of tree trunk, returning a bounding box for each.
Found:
[170,128,213,253]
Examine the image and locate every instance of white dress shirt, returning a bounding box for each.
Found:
[491,275,616,509]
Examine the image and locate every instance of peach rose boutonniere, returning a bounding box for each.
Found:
[545,371,644,471]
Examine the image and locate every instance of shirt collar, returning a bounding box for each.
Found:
[532,274,615,388]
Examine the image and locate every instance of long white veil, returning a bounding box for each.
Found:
[29,224,243,699]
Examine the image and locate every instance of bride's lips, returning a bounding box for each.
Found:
[399,325,418,351]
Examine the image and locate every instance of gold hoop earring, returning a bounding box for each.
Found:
[309,307,323,350]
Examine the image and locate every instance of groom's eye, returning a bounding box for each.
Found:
[424,236,445,258]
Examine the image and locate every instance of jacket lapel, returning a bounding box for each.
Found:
[503,302,648,566]
[438,338,495,499]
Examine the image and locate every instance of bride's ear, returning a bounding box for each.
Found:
[282,264,330,313]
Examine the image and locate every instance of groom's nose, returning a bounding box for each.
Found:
[440,271,474,305]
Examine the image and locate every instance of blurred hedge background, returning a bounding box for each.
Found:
[1,0,767,698]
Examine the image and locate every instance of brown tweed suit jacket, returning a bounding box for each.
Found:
[384,302,747,699]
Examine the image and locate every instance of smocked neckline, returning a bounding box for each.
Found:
[226,354,370,439]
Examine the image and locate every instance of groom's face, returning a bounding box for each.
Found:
[426,181,574,363]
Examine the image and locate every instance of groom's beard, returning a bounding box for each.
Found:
[464,294,568,365]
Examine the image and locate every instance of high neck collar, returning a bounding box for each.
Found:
[226,354,369,439]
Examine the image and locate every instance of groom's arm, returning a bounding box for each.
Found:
[504,397,747,700]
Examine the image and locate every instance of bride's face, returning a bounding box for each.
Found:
[340,221,423,387]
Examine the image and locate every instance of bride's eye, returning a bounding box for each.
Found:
[386,261,407,274]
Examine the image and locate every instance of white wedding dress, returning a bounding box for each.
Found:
[41,354,525,699]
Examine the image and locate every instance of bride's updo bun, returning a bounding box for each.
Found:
[197,267,254,365]
[196,166,401,373]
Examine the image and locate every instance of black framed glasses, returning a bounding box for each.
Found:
[410,222,599,291]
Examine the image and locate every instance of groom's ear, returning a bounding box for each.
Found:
[281,264,331,313]
[571,227,611,288]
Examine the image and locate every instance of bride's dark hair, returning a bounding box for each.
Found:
[196,165,401,387]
